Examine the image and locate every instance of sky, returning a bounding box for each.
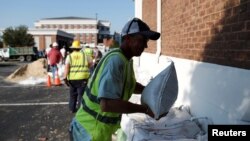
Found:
[0,0,135,33]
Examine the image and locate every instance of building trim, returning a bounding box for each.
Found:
[28,29,74,39]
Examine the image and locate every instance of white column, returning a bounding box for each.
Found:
[135,0,143,19]
[134,0,143,67]
[156,0,162,63]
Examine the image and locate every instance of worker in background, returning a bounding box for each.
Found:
[47,42,62,81]
[83,46,94,74]
[69,18,160,141]
[60,45,66,64]
[63,40,91,113]
[45,44,52,72]
[93,46,102,69]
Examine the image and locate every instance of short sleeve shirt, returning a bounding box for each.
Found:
[97,54,126,100]
[65,55,70,65]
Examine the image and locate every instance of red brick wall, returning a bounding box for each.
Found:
[161,0,250,69]
[39,36,45,51]
[51,35,56,43]
[142,0,158,53]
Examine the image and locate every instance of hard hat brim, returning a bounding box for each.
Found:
[70,46,81,49]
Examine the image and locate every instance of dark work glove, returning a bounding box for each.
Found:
[63,78,70,87]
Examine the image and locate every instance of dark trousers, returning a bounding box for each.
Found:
[68,80,87,113]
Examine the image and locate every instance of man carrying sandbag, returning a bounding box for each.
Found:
[69,18,161,141]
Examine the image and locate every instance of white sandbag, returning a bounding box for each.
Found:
[57,63,65,78]
[141,60,178,119]
[120,107,203,141]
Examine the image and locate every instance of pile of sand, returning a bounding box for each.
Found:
[5,58,47,83]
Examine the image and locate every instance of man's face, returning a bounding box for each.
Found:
[129,34,149,56]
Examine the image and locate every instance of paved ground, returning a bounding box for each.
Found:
[0,61,73,141]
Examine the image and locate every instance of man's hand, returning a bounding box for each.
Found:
[143,105,154,118]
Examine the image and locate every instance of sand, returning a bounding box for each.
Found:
[5,58,47,83]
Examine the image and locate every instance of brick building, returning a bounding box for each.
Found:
[34,17,111,47]
[28,29,74,51]
[135,0,250,124]
[137,0,250,69]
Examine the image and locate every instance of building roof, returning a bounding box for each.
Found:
[35,16,111,27]
[42,16,95,20]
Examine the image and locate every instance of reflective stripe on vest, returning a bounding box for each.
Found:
[81,99,121,124]
[68,52,90,80]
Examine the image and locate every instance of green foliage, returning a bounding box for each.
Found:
[0,35,3,48]
[2,25,35,47]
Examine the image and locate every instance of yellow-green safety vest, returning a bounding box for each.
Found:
[84,48,94,60]
[67,51,90,80]
[75,48,136,141]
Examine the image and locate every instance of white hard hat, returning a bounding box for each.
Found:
[52,42,58,47]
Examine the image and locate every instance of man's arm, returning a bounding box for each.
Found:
[133,82,145,94]
[64,64,70,79]
[100,98,154,117]
[59,52,63,63]
[47,50,50,58]
[63,57,70,86]
[86,55,93,68]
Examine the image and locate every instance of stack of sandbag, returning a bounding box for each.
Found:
[120,106,210,141]
[57,63,65,78]
[141,59,178,119]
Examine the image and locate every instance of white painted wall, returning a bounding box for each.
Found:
[134,53,250,124]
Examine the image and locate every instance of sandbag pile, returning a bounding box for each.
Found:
[120,106,211,141]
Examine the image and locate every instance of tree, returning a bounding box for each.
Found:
[0,35,3,48]
[2,25,35,47]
